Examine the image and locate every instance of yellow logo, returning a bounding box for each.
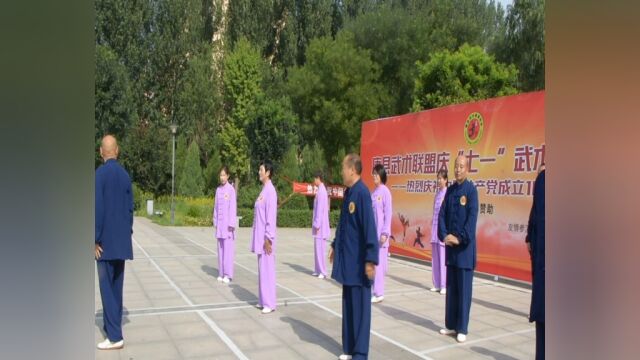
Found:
[464,112,484,145]
[460,196,467,206]
[349,202,356,214]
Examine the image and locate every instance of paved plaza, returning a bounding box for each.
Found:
[95,217,535,359]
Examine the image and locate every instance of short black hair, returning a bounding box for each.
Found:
[260,160,274,179]
[436,168,448,181]
[344,153,362,175]
[372,164,387,184]
[220,165,230,177]
[313,170,324,181]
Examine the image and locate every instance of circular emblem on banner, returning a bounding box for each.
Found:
[349,202,356,214]
[460,195,467,206]
[464,112,484,145]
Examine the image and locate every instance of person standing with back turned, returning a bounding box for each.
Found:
[95,135,133,350]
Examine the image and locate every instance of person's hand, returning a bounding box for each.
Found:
[95,244,103,260]
[329,248,334,264]
[365,262,376,280]
[445,235,459,246]
[264,238,272,255]
[380,235,388,245]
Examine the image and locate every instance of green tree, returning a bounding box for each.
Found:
[203,149,223,195]
[300,142,328,182]
[120,122,171,196]
[247,97,299,171]
[287,32,391,169]
[345,1,507,114]
[223,38,266,128]
[174,49,221,165]
[95,45,137,167]
[495,0,545,91]
[412,44,519,111]
[219,122,250,185]
[178,141,205,197]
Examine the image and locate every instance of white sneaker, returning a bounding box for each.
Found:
[440,288,447,295]
[338,355,352,360]
[222,276,230,284]
[439,328,456,335]
[456,333,467,342]
[318,274,326,279]
[312,272,319,276]
[97,339,124,350]
[430,287,439,292]
[261,306,274,314]
[217,276,223,282]
[371,295,384,303]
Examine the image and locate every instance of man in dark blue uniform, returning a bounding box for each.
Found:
[438,155,479,343]
[526,167,545,360]
[330,153,379,360]
[95,135,134,350]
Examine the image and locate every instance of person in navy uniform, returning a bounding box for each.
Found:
[95,135,133,350]
[329,153,379,360]
[526,166,545,360]
[438,155,479,343]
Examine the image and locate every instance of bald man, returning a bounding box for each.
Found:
[330,154,379,360]
[437,155,479,343]
[95,135,133,350]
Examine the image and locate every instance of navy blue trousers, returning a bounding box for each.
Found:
[445,266,473,334]
[536,321,545,360]
[97,259,125,342]
[342,285,371,359]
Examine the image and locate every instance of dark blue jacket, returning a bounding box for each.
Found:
[95,159,133,260]
[526,170,545,322]
[438,179,479,270]
[331,179,379,286]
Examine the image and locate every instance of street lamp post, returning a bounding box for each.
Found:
[170,124,178,225]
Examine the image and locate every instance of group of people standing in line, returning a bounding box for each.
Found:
[95,134,543,360]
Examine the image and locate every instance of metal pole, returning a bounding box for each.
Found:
[171,132,176,225]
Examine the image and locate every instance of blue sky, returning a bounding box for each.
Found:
[496,0,514,9]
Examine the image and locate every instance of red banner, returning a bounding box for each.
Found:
[292,182,346,199]
[360,91,544,282]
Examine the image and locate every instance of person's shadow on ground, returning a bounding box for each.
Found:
[469,346,520,360]
[375,303,441,332]
[281,316,342,356]
[201,264,222,279]
[387,274,430,290]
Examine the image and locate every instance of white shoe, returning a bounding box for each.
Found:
[217,276,223,282]
[430,287,439,292]
[440,288,447,295]
[261,306,274,314]
[456,333,467,342]
[222,276,230,284]
[318,274,326,279]
[338,355,352,360]
[371,296,384,303]
[97,339,124,350]
[312,272,319,276]
[439,328,456,335]
[255,304,263,309]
